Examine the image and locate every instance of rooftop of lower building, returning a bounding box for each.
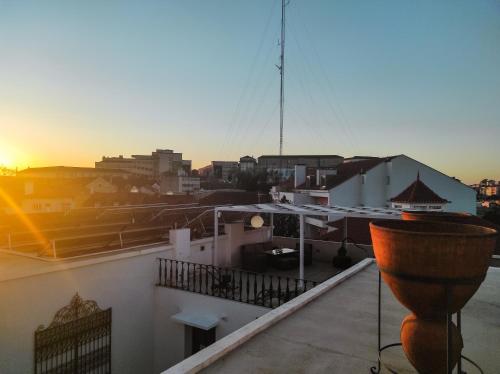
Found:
[166,260,500,374]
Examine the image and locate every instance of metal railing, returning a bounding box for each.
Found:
[156,258,318,308]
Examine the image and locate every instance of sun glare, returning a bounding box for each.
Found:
[0,151,12,167]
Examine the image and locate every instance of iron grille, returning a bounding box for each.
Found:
[34,294,111,374]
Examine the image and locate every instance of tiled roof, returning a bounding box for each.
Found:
[297,158,387,190]
[390,174,449,204]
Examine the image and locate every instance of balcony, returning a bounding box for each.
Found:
[156,258,318,308]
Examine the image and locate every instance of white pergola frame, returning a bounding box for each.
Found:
[214,203,401,283]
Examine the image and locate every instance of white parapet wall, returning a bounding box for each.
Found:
[168,223,271,268]
[0,244,173,374]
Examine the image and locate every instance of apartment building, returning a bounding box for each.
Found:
[96,149,192,179]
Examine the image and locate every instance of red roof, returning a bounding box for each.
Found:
[297,158,388,190]
[390,174,449,204]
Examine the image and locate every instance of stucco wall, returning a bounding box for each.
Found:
[153,287,269,373]
[389,155,476,214]
[362,162,387,207]
[0,248,171,374]
[329,175,361,206]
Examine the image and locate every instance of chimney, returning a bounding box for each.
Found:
[294,165,306,188]
[316,169,337,187]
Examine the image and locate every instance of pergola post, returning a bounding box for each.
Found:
[213,208,218,266]
[299,214,304,287]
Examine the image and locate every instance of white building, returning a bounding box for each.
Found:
[271,154,476,214]
[0,203,498,374]
[389,173,449,211]
[160,175,201,194]
[96,149,192,179]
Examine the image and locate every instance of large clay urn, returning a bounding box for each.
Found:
[402,210,497,228]
[370,219,496,373]
[402,210,500,255]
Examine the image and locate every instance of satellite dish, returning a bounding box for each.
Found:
[250,215,264,228]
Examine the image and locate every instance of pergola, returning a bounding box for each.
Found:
[214,203,401,282]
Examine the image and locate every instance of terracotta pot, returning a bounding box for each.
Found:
[370,220,496,317]
[370,219,496,373]
[402,211,500,255]
[401,314,463,374]
[402,210,494,227]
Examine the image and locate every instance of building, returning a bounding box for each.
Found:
[479,179,498,196]
[17,166,129,179]
[96,149,192,179]
[390,173,449,211]
[0,177,90,214]
[257,154,344,180]
[160,175,201,194]
[271,154,476,214]
[198,161,239,182]
[239,155,257,173]
[0,202,498,374]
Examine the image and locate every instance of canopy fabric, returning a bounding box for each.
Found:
[171,312,219,330]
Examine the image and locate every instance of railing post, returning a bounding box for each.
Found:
[253,273,257,305]
[268,275,273,308]
[118,232,123,248]
[231,269,235,300]
[277,277,281,306]
[158,259,163,286]
[205,264,209,295]
[51,240,57,258]
[261,274,265,306]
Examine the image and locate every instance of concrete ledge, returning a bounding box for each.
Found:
[162,258,375,374]
[0,243,174,282]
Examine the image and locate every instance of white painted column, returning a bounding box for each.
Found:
[299,214,304,287]
[213,209,218,266]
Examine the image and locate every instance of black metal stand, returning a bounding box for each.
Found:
[370,271,484,374]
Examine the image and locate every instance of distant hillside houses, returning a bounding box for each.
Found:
[271,154,475,214]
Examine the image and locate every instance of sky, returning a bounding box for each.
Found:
[0,0,499,184]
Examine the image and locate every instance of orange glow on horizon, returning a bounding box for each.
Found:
[0,187,52,256]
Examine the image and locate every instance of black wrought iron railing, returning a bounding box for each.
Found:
[156,258,318,308]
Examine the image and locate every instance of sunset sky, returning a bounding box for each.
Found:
[0,0,499,184]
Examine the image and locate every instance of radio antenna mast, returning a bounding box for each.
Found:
[278,0,287,156]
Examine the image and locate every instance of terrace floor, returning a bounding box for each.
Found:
[201,263,500,374]
[263,259,343,284]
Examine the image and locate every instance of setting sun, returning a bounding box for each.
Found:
[0,151,12,167]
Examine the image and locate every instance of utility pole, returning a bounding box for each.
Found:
[278,0,287,156]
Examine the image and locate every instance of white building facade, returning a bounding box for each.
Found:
[273,155,476,214]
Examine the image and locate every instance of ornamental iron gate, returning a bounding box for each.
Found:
[34,293,111,374]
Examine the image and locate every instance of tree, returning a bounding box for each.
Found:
[235,170,271,192]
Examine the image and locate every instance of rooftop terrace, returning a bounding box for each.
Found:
[166,260,500,374]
